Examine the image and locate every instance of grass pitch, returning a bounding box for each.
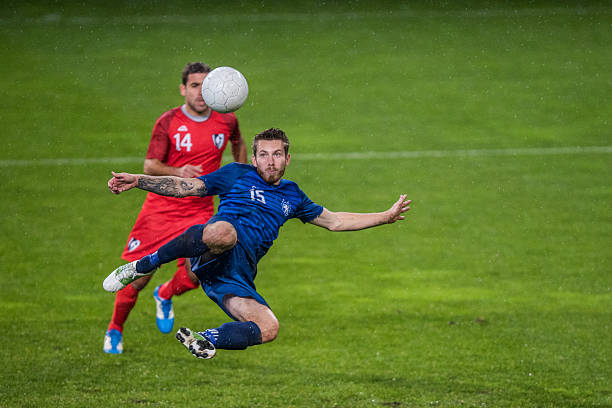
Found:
[0,1,610,407]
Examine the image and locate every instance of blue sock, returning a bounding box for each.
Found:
[204,321,262,350]
[136,225,209,274]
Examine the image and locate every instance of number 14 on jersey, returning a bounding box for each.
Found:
[173,133,192,152]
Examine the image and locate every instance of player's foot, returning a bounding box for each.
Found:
[103,329,123,354]
[153,285,174,334]
[103,261,153,292]
[176,327,216,359]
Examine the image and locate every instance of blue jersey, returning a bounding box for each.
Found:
[198,163,324,263]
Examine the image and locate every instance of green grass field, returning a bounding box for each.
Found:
[1,1,610,406]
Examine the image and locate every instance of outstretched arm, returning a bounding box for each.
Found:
[108,171,208,197]
[309,194,411,231]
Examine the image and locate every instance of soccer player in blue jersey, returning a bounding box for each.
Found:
[104,128,411,359]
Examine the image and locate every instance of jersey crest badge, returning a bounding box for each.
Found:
[281,199,292,217]
[178,125,188,132]
[212,133,225,149]
[127,237,141,252]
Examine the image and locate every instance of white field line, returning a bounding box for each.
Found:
[0,7,609,25]
[299,146,612,160]
[1,146,610,167]
[0,157,143,167]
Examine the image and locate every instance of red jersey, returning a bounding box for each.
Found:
[121,105,241,260]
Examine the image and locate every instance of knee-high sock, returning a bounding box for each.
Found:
[108,284,139,333]
[158,260,199,299]
[204,321,262,350]
[136,225,208,274]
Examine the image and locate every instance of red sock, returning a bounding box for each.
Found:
[108,284,139,333]
[158,260,199,300]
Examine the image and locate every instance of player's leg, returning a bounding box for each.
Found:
[108,275,153,333]
[153,258,200,333]
[104,274,152,353]
[221,295,279,344]
[144,221,237,269]
[176,296,278,359]
[104,221,236,292]
[174,231,274,359]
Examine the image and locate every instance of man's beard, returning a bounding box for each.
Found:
[258,166,285,184]
[189,101,208,115]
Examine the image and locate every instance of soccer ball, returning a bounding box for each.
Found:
[202,66,249,113]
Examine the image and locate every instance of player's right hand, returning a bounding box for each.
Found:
[108,171,139,194]
[178,164,203,178]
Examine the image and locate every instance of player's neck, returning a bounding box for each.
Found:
[181,104,211,122]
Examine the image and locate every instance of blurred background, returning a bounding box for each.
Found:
[0,1,610,407]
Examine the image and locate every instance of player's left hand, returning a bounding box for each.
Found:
[108,171,139,194]
[386,194,411,223]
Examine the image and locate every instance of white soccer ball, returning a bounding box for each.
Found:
[202,66,249,113]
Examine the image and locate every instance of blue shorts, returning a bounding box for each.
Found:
[190,215,269,320]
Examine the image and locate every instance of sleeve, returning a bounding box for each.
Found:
[145,111,173,161]
[197,163,254,196]
[223,113,242,145]
[294,188,324,223]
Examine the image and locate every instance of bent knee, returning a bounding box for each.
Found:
[203,221,237,253]
[258,317,279,343]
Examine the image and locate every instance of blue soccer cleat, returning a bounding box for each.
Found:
[153,285,174,334]
[103,329,123,354]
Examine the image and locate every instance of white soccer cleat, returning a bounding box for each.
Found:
[176,327,216,360]
[103,261,152,292]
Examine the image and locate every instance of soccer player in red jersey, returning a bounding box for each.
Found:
[103,62,247,354]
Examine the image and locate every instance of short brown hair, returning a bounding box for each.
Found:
[182,62,211,85]
[252,128,290,156]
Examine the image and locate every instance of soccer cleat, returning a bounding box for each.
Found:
[103,329,123,354]
[176,327,216,359]
[103,260,153,292]
[153,285,174,334]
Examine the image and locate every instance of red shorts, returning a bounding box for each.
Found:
[121,194,214,261]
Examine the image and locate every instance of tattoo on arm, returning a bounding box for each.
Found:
[137,176,208,197]
[180,179,208,196]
